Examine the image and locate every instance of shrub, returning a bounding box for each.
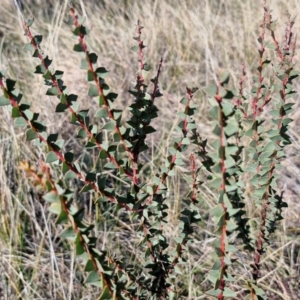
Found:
[0,2,298,299]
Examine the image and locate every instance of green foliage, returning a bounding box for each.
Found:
[0,3,297,300]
